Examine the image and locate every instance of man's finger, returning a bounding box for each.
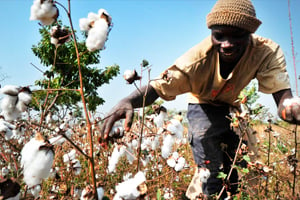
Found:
[124,109,134,131]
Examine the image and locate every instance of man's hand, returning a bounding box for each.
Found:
[273,89,300,125]
[100,99,134,144]
[280,97,300,124]
[99,85,159,146]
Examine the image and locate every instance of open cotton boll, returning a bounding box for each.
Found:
[63,149,77,163]
[30,185,41,198]
[167,119,184,139]
[87,12,99,23]
[161,134,175,159]
[85,18,108,51]
[49,135,65,145]
[0,85,19,96]
[1,95,18,113]
[167,157,176,168]
[97,187,105,200]
[21,133,54,188]
[154,110,167,128]
[114,171,146,200]
[71,159,82,175]
[79,18,90,31]
[0,119,15,140]
[30,0,58,25]
[108,145,125,173]
[174,157,186,172]
[199,168,210,183]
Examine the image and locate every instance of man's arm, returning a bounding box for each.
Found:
[100,84,159,140]
[272,88,300,124]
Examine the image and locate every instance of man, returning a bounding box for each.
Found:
[100,0,300,199]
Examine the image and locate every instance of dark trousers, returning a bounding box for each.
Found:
[187,103,239,197]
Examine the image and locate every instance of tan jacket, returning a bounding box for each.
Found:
[150,34,290,107]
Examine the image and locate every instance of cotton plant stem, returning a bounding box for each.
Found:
[292,125,298,196]
[217,134,244,200]
[55,0,98,198]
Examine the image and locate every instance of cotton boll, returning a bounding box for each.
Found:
[85,18,109,51]
[30,185,41,198]
[21,133,54,188]
[79,18,91,31]
[97,187,105,200]
[49,135,65,145]
[114,171,146,199]
[87,12,99,23]
[63,149,76,163]
[154,110,167,128]
[30,0,58,25]
[1,95,18,113]
[199,168,210,183]
[72,159,82,175]
[108,145,124,173]
[167,119,184,139]
[0,85,19,96]
[174,157,186,172]
[167,157,176,168]
[161,134,175,159]
[0,119,15,140]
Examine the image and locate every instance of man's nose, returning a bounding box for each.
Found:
[220,40,234,48]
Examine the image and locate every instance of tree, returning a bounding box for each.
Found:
[31,22,119,120]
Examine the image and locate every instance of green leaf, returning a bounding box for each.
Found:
[156,188,162,200]
[243,155,251,163]
[217,172,227,179]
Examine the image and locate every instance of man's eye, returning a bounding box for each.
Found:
[213,33,223,40]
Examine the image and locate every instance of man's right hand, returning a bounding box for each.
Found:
[99,85,159,146]
[99,98,134,144]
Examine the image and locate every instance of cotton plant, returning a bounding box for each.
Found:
[20,132,54,197]
[30,0,59,25]
[79,8,112,51]
[0,85,32,121]
[113,171,147,200]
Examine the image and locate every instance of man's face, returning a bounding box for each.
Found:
[211,25,251,64]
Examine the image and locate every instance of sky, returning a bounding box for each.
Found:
[0,0,299,118]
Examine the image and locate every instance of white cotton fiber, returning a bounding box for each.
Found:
[85,18,108,51]
[167,119,184,139]
[108,145,125,173]
[174,157,186,172]
[114,171,146,200]
[30,0,58,25]
[63,149,77,163]
[21,135,54,188]
[79,18,90,31]
[0,85,19,95]
[161,134,175,159]
[0,119,15,140]
[154,111,167,128]
[199,168,210,183]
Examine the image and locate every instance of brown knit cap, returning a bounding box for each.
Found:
[206,0,262,33]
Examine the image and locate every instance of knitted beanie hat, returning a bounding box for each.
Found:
[206,0,262,33]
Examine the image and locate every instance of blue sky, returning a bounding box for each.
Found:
[0,0,299,117]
